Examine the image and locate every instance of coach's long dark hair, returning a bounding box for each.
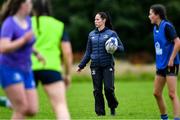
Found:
[150,4,167,20]
[32,0,52,34]
[0,0,26,24]
[97,12,113,30]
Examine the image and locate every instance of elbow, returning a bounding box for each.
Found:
[121,46,125,52]
[177,40,180,49]
[0,47,10,54]
[174,38,180,49]
[118,45,124,52]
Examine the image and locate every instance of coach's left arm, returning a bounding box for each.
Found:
[112,32,124,53]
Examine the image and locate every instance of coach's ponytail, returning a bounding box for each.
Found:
[97,12,113,30]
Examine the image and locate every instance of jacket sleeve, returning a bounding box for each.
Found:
[112,32,124,52]
[78,36,92,69]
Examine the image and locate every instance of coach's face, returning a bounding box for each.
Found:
[95,14,105,28]
[149,9,159,24]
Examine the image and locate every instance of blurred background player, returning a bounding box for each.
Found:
[31,0,73,119]
[149,4,180,120]
[0,17,11,109]
[0,0,40,119]
[77,12,124,116]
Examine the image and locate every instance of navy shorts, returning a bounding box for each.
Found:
[0,65,36,89]
[33,70,63,87]
[156,64,179,77]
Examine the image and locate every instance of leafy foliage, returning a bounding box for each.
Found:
[51,0,180,54]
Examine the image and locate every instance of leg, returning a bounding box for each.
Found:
[23,70,38,116]
[5,83,28,119]
[153,75,167,115]
[103,66,118,115]
[91,67,105,115]
[166,76,180,118]
[0,66,37,119]
[25,89,38,116]
[43,81,70,120]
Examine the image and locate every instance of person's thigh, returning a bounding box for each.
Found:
[154,75,166,95]
[166,64,179,96]
[90,67,103,90]
[5,83,27,111]
[103,65,114,89]
[166,76,178,96]
[43,81,66,106]
[25,89,38,113]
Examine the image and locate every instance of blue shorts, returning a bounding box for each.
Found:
[0,65,36,89]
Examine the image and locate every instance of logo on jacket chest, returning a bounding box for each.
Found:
[91,36,95,40]
[103,35,109,39]
[91,34,109,41]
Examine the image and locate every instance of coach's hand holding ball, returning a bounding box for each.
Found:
[105,37,118,54]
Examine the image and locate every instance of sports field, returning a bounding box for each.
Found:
[0,71,180,119]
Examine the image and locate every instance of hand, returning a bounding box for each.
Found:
[168,58,174,67]
[36,53,46,66]
[107,44,117,54]
[64,75,71,89]
[23,30,34,42]
[77,67,82,72]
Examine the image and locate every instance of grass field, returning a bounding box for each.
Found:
[0,73,180,119]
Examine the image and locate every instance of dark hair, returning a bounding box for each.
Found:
[32,0,52,34]
[97,12,113,30]
[0,0,26,23]
[150,4,167,20]
[32,0,52,16]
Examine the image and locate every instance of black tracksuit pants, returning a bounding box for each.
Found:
[90,65,118,114]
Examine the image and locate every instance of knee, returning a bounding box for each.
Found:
[94,88,102,93]
[104,87,114,93]
[25,106,38,116]
[93,89,102,96]
[153,91,162,99]
[14,99,29,115]
[25,109,38,116]
[169,91,176,100]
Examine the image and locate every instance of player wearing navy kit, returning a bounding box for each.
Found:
[149,4,180,120]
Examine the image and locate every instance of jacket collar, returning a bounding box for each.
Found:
[95,27,108,33]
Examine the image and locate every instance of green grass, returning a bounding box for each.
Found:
[0,73,180,119]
